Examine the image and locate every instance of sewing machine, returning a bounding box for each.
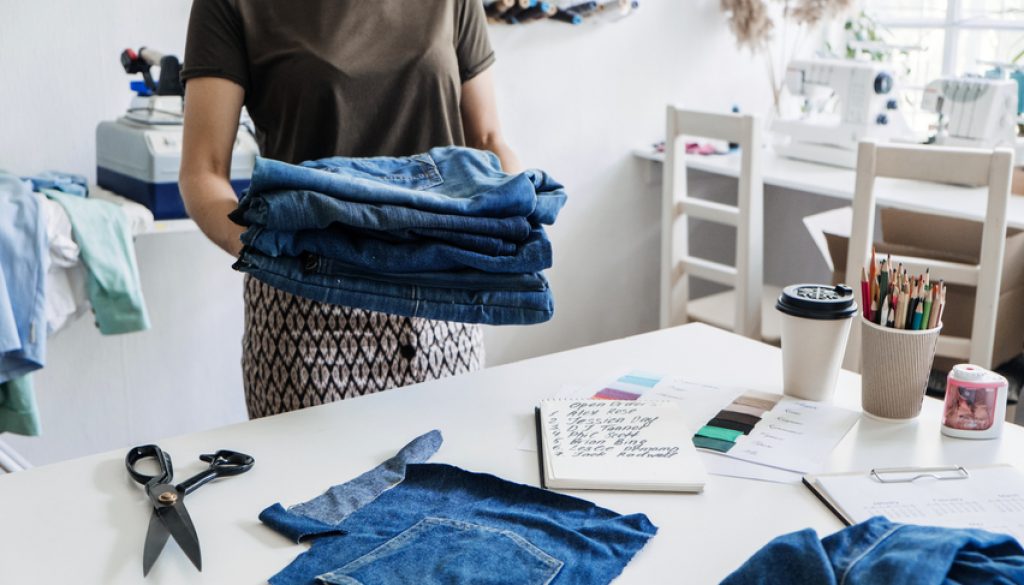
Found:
[921,76,1023,160]
[96,47,258,220]
[771,59,913,168]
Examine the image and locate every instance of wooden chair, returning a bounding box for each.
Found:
[659,106,779,342]
[843,141,1014,371]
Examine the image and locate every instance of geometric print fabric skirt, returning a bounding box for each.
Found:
[241,275,485,419]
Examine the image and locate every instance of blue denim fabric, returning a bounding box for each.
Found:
[260,433,657,585]
[230,146,565,324]
[0,174,48,384]
[22,171,89,197]
[242,226,550,274]
[232,190,533,246]
[237,147,566,225]
[721,516,1024,585]
[234,250,554,325]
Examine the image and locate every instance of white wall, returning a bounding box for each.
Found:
[0,1,773,464]
[482,1,774,363]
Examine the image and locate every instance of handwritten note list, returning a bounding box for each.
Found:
[537,399,706,492]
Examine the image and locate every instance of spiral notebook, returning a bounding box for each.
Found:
[534,398,707,492]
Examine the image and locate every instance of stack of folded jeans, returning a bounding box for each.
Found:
[230,147,567,325]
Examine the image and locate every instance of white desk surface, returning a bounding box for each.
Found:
[2,323,1021,583]
[634,148,1024,231]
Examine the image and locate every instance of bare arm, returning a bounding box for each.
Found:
[460,68,522,174]
[179,77,247,257]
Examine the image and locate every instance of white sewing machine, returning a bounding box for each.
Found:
[772,59,913,168]
[921,76,1023,160]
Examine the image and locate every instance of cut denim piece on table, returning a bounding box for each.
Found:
[721,516,1024,585]
[260,431,657,585]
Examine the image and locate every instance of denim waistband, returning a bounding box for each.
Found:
[234,250,554,325]
[244,147,566,225]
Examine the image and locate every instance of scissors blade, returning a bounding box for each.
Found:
[142,510,171,576]
[158,500,203,572]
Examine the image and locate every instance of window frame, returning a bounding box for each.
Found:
[869,1,1024,76]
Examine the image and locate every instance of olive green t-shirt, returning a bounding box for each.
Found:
[181,0,496,164]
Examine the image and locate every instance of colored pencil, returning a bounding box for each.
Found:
[911,299,924,330]
[861,267,870,320]
[921,284,933,330]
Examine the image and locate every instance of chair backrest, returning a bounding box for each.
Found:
[843,141,1014,371]
[659,106,763,339]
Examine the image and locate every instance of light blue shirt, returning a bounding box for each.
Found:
[0,173,48,383]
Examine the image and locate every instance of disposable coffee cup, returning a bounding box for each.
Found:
[776,284,858,401]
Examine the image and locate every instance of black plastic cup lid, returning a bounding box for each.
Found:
[775,284,858,320]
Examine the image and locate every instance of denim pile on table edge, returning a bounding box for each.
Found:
[721,516,1024,585]
[260,430,657,585]
[230,147,567,325]
[21,171,89,197]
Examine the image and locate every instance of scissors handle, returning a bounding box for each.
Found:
[177,450,255,496]
[125,444,173,486]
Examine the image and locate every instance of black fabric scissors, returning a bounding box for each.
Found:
[125,445,254,576]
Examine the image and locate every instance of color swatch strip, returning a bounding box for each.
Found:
[592,371,663,401]
[693,390,781,453]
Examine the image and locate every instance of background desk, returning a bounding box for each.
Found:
[634,148,1024,231]
[1,323,1021,584]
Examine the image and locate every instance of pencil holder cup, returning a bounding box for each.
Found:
[859,317,942,421]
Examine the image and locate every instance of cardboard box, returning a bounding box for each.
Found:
[821,208,1024,370]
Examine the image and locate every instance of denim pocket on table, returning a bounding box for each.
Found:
[315,517,563,585]
[307,154,444,191]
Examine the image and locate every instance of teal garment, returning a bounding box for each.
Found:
[0,376,41,436]
[43,190,150,334]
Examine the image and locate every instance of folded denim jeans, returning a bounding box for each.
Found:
[232,189,534,243]
[260,431,657,585]
[721,516,1024,585]
[236,147,567,226]
[242,226,551,274]
[234,249,554,325]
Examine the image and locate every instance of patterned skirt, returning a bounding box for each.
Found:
[241,276,485,418]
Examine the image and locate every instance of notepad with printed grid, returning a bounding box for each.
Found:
[535,398,706,492]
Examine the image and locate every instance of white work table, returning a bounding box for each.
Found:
[634,148,1024,231]
[2,323,1022,583]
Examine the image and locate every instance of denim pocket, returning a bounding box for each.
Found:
[305,154,444,191]
[315,517,563,585]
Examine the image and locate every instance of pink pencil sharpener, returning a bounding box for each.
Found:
[941,364,1008,440]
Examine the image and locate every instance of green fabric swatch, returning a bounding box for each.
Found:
[0,375,41,436]
[696,425,743,442]
[692,435,736,452]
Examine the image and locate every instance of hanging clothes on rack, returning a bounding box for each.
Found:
[43,190,151,335]
[0,173,48,436]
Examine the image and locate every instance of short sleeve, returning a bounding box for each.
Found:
[455,0,496,83]
[180,0,249,91]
